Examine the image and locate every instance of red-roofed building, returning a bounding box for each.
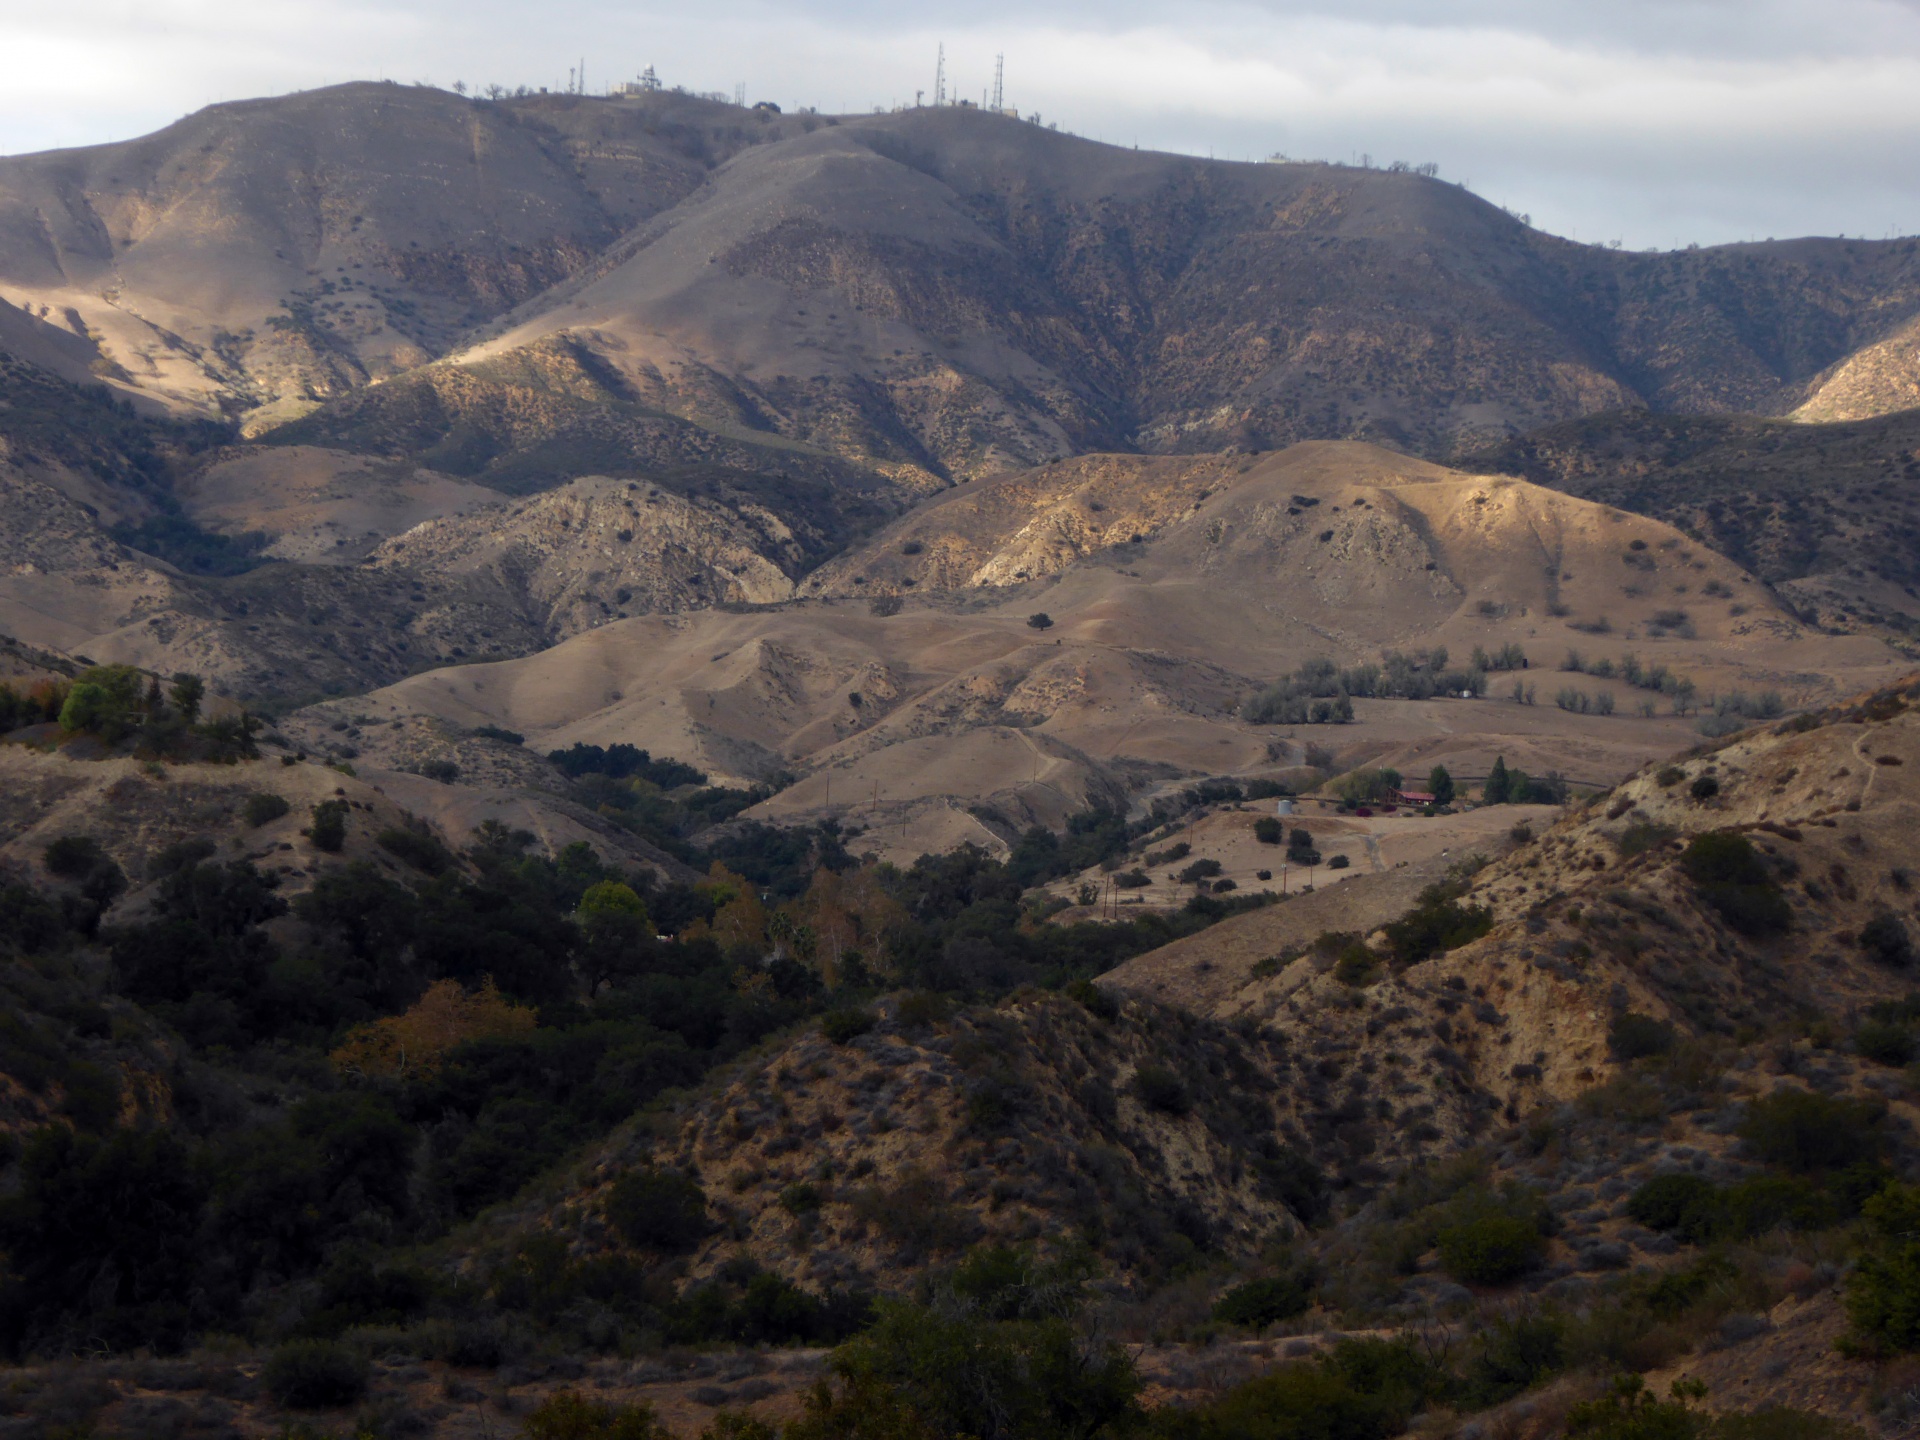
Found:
[1389,788,1436,806]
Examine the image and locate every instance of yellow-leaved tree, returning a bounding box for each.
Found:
[330,978,538,1078]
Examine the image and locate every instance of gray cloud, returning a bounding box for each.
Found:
[1,0,1913,247]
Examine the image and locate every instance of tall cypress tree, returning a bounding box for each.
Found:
[1484,756,1510,805]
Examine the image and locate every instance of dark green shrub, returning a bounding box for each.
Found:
[1254,817,1283,845]
[1027,613,1054,630]
[307,800,348,853]
[243,792,290,827]
[262,1339,369,1408]
[1324,1335,1450,1422]
[831,1298,1139,1440]
[375,827,452,874]
[607,1169,709,1251]
[1716,1175,1840,1238]
[1565,1375,1704,1440]
[1133,1065,1191,1116]
[1212,1274,1313,1329]
[43,835,110,880]
[1065,979,1118,1020]
[1164,1364,1392,1440]
[1177,859,1224,884]
[1846,1185,1920,1354]
[523,1391,671,1440]
[1681,831,1768,887]
[1253,1146,1331,1227]
[1382,883,1493,965]
[1435,1190,1548,1284]
[1327,854,1350,869]
[1438,1211,1544,1285]
[781,1183,824,1214]
[302,1256,432,1336]
[1628,1173,1718,1234]
[1464,1314,1564,1406]
[1857,1020,1917,1066]
[1861,913,1915,968]
[1681,832,1790,936]
[1609,1011,1676,1060]
[1332,947,1377,987]
[1739,1089,1883,1173]
[1616,821,1676,858]
[1642,1255,1735,1319]
[1690,774,1720,801]
[147,837,216,880]
[822,1007,877,1043]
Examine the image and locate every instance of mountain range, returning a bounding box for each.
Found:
[7,77,1920,1440]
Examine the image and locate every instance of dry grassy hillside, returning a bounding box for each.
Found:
[0,83,807,426]
[304,442,1898,857]
[457,106,1920,476]
[1467,409,1920,639]
[0,743,686,920]
[1113,680,1920,1102]
[5,83,1919,477]
[1795,312,1920,423]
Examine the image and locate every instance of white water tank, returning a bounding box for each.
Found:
[1276,799,1294,815]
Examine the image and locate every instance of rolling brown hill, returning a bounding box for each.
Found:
[1466,408,1920,638]
[281,441,1901,859]
[0,83,820,428]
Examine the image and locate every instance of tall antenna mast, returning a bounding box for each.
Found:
[992,54,1004,112]
[935,43,945,106]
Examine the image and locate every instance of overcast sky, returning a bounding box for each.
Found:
[3,0,1917,249]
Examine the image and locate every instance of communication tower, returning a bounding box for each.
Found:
[935,43,945,106]
[991,54,1004,112]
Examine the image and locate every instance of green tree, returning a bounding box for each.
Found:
[0,1125,210,1355]
[578,881,657,994]
[57,664,147,741]
[1483,756,1511,804]
[1846,1184,1920,1353]
[308,799,349,853]
[1428,765,1455,807]
[168,672,205,722]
